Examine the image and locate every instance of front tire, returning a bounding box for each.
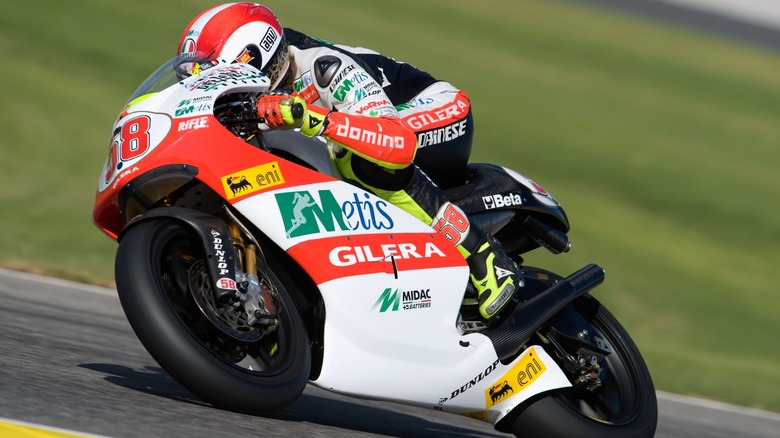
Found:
[115,219,311,414]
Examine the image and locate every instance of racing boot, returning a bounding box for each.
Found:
[463,234,522,321]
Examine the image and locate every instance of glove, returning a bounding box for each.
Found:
[256,91,329,137]
[256,91,303,130]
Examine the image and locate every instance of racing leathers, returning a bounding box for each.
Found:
[259,29,520,321]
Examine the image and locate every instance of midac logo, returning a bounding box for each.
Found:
[276,190,349,238]
[373,288,400,312]
[372,288,432,312]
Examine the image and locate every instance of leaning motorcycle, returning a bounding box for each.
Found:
[93,54,657,437]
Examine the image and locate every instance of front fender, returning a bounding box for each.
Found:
[118,207,238,299]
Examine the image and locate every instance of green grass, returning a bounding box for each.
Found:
[2,0,779,412]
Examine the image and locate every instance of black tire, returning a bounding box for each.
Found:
[504,269,657,438]
[115,219,311,415]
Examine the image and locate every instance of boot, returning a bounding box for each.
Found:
[464,234,521,320]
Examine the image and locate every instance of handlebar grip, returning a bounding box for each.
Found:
[291,102,305,119]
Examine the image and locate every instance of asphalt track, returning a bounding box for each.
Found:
[3,267,780,438]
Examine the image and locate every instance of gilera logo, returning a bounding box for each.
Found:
[482,193,523,210]
[276,190,394,238]
[328,241,445,267]
[406,93,470,130]
[372,288,432,312]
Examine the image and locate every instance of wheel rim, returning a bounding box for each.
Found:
[156,228,299,374]
[545,302,649,426]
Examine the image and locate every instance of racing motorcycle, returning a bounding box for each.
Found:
[93,54,658,437]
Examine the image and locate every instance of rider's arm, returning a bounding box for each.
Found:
[302,54,418,169]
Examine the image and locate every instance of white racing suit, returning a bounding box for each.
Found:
[282,28,519,320]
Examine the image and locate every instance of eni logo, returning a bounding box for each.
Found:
[484,347,547,408]
[221,161,284,199]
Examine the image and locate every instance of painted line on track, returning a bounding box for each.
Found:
[0,267,115,297]
[0,418,111,438]
[657,391,780,422]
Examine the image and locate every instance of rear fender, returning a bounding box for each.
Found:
[118,207,238,299]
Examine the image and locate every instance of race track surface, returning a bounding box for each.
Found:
[2,268,780,438]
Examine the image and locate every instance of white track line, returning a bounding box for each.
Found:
[0,267,116,297]
[657,391,780,422]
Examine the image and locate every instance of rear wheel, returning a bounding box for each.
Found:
[115,219,311,414]
[503,269,657,438]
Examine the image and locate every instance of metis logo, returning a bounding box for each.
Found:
[373,288,432,312]
[276,190,394,238]
[482,193,523,210]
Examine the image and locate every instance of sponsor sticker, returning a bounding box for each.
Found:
[482,193,523,210]
[373,287,432,312]
[484,346,547,408]
[221,161,285,199]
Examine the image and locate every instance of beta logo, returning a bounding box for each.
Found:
[482,193,523,210]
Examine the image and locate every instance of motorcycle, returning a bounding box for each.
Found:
[93,54,658,437]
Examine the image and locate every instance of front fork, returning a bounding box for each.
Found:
[227,220,278,331]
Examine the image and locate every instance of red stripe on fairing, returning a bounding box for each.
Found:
[286,233,467,285]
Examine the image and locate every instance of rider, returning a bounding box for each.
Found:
[177,2,521,322]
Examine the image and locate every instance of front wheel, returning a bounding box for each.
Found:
[115,219,311,414]
[503,269,657,438]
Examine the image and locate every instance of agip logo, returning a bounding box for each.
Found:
[221,161,284,199]
[484,347,547,408]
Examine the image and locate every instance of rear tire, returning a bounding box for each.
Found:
[115,219,311,414]
[504,269,657,438]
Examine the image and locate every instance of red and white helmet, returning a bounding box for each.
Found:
[178,3,289,87]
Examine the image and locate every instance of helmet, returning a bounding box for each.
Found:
[178,3,289,87]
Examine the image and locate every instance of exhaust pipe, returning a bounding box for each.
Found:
[487,263,605,362]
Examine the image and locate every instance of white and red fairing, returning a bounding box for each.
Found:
[93,61,569,423]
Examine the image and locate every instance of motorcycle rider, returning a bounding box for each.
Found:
[177,2,521,321]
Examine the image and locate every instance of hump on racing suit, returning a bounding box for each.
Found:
[285,28,473,188]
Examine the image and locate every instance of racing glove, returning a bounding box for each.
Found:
[256,91,328,137]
